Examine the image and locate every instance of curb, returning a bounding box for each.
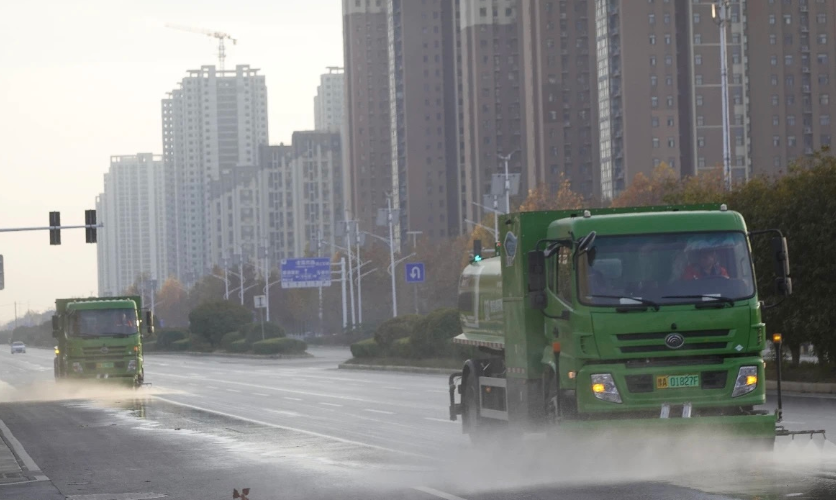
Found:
[338,363,454,375]
[146,351,313,361]
[766,380,836,395]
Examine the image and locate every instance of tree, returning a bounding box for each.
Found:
[155,278,189,328]
[518,176,585,212]
[188,301,253,348]
[664,166,727,205]
[610,163,679,208]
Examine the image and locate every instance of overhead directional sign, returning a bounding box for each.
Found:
[280,258,332,289]
[405,262,425,284]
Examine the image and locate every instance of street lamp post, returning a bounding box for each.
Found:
[497,150,520,215]
[343,215,356,328]
[386,194,397,317]
[713,0,732,191]
[472,201,501,240]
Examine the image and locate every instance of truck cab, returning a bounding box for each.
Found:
[53,296,152,387]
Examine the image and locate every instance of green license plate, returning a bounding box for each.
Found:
[98,362,114,369]
[656,374,700,389]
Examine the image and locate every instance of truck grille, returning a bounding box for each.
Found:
[625,375,654,393]
[81,347,126,359]
[617,330,730,354]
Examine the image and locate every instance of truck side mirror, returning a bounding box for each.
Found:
[771,237,792,296]
[528,250,547,310]
[52,315,59,338]
[145,311,155,335]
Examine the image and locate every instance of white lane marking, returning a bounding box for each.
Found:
[67,494,167,500]
[225,389,241,393]
[364,409,394,415]
[151,396,430,458]
[413,486,468,500]
[206,386,218,390]
[254,393,269,397]
[156,363,169,367]
[383,386,400,390]
[424,417,456,424]
[266,409,303,417]
[0,418,46,478]
[425,390,448,394]
[320,402,343,407]
[187,383,197,386]
[284,397,302,401]
[786,494,804,498]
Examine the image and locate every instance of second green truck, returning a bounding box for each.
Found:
[53,296,153,387]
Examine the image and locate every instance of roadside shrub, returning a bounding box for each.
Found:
[350,338,381,358]
[241,322,286,345]
[221,331,244,350]
[410,308,462,358]
[252,337,307,355]
[171,338,190,351]
[188,301,252,348]
[229,339,250,353]
[188,334,213,353]
[389,337,413,359]
[156,330,187,350]
[374,315,420,351]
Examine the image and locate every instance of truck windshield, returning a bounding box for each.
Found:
[69,309,138,337]
[578,231,755,307]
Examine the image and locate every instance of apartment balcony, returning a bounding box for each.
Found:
[802,85,812,93]
[803,66,810,74]
[804,127,813,134]
[801,45,810,54]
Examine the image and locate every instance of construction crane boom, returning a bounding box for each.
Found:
[166,23,237,71]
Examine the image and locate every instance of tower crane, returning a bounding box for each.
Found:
[166,23,237,71]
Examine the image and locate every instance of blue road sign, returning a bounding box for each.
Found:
[405,262,425,284]
[280,258,332,289]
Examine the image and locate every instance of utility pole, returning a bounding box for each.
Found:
[236,250,244,306]
[386,193,398,318]
[222,255,230,300]
[355,223,363,326]
[713,0,732,191]
[317,229,324,334]
[407,231,423,315]
[344,214,356,328]
[340,257,347,329]
[497,150,520,215]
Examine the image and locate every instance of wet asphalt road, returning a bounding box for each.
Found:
[0,346,834,500]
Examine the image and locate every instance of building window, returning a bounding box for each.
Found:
[819,34,828,45]
[695,34,702,44]
[771,56,777,66]
[698,137,705,147]
[774,156,781,168]
[821,115,831,125]
[649,13,655,24]
[788,136,797,147]
[770,34,777,45]
[652,116,660,127]
[668,137,675,147]
[820,74,830,85]
[698,157,706,168]
[732,33,741,44]
[769,15,776,25]
[650,34,656,45]
[771,75,778,86]
[666,75,673,86]
[696,74,703,85]
[819,53,829,65]
[665,55,672,65]
[818,14,827,24]
[694,13,700,23]
[697,115,704,126]
[784,14,792,25]
[650,55,657,66]
[651,75,658,86]
[667,96,674,107]
[821,94,830,105]
[695,54,702,65]
[665,34,671,44]
[696,95,704,106]
[664,13,670,24]
[651,96,659,108]
[773,135,780,146]
[773,115,779,126]
[788,115,796,126]
[772,95,779,106]
[786,55,794,65]
[652,138,660,148]
[667,116,675,127]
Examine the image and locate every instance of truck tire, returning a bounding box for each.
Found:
[462,371,489,445]
[134,369,144,389]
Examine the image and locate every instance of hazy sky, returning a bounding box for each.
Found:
[0,0,343,325]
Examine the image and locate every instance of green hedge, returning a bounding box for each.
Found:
[350,338,381,358]
[156,330,188,350]
[221,331,244,350]
[171,338,190,351]
[229,339,250,353]
[373,315,420,350]
[409,308,462,358]
[252,337,307,355]
[389,337,412,358]
[242,322,286,345]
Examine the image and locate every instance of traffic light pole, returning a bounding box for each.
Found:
[0,224,102,233]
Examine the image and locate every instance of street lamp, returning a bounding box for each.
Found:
[712,0,732,191]
[497,149,520,215]
[464,219,498,239]
[472,201,501,239]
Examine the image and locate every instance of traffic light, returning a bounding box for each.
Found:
[472,239,482,263]
[85,209,97,243]
[0,254,4,291]
[49,211,61,245]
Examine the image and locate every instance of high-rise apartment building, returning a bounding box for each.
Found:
[388,0,460,241]
[748,0,836,176]
[207,165,265,270]
[162,65,268,283]
[314,68,346,133]
[96,154,166,296]
[342,0,393,236]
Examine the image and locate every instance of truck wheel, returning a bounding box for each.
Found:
[462,372,489,445]
[134,370,144,389]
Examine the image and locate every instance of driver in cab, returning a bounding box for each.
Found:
[681,248,728,280]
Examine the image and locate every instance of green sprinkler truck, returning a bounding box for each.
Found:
[448,204,812,446]
[53,296,153,387]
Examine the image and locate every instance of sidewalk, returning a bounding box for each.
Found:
[0,417,47,485]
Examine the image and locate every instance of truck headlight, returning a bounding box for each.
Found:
[732,366,758,397]
[591,373,622,403]
[72,362,83,373]
[127,359,137,372]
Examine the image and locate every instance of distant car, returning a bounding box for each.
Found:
[10,341,25,354]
